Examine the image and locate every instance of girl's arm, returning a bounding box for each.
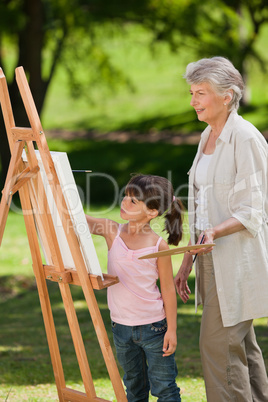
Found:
[158,240,178,357]
[85,215,118,249]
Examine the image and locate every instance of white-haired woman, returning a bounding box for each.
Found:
[175,57,268,401]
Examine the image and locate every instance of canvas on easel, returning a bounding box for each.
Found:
[0,66,127,402]
[22,149,104,277]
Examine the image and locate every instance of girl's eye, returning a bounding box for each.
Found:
[131,198,136,204]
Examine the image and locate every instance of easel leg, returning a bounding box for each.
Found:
[80,279,127,401]
[19,184,66,401]
[27,168,99,399]
[58,283,97,399]
[0,141,25,245]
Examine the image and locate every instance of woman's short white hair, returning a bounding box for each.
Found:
[184,57,245,111]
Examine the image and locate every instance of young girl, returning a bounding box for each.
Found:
[86,174,183,401]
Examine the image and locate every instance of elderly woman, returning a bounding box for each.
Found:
[175,57,268,401]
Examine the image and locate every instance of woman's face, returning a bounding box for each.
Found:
[189,82,227,126]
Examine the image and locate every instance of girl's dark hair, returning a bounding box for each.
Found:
[125,174,184,246]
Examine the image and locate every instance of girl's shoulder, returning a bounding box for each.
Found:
[104,220,120,250]
[105,219,120,232]
[158,237,169,252]
[150,229,169,251]
[104,220,121,240]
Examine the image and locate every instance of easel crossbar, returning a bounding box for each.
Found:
[62,387,110,401]
[11,165,40,195]
[44,265,119,289]
[11,127,35,141]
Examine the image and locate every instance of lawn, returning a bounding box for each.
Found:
[0,208,267,401]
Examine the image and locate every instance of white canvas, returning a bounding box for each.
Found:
[23,150,103,278]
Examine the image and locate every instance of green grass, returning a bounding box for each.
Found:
[0,209,267,401]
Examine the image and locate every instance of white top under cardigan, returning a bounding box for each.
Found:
[194,153,213,231]
[188,110,268,327]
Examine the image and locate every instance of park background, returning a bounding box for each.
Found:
[0,1,268,400]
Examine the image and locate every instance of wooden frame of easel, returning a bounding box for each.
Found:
[0,66,127,402]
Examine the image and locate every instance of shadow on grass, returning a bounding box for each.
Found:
[0,279,115,386]
[0,276,201,387]
[0,275,267,388]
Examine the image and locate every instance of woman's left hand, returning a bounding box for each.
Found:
[191,229,215,256]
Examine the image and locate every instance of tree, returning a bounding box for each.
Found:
[0,0,148,186]
[1,0,268,187]
[143,0,268,79]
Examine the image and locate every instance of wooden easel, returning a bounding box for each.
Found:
[0,67,127,402]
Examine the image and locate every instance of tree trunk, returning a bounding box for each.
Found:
[0,0,46,190]
[0,114,11,190]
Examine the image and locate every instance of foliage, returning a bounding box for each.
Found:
[1,0,268,184]
[141,0,268,78]
[41,21,268,136]
[0,0,149,186]
[1,0,268,117]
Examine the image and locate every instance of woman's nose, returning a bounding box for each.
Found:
[190,95,196,106]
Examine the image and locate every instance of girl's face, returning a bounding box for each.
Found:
[189,82,226,126]
[120,195,154,222]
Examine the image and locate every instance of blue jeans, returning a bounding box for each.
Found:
[111,318,181,401]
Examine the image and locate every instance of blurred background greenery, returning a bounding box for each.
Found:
[1,1,268,400]
[1,0,268,198]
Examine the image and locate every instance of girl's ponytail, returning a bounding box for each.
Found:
[125,174,184,245]
[164,197,184,246]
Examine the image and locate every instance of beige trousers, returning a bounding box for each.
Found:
[198,252,268,402]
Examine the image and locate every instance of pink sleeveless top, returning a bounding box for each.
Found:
[107,224,166,326]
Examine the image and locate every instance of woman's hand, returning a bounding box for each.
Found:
[187,229,215,257]
[174,263,192,303]
[196,229,215,255]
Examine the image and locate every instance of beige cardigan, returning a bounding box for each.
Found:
[188,111,268,327]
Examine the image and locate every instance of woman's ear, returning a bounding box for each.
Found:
[224,90,233,105]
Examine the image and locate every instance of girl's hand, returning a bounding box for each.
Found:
[174,265,192,303]
[162,330,177,357]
